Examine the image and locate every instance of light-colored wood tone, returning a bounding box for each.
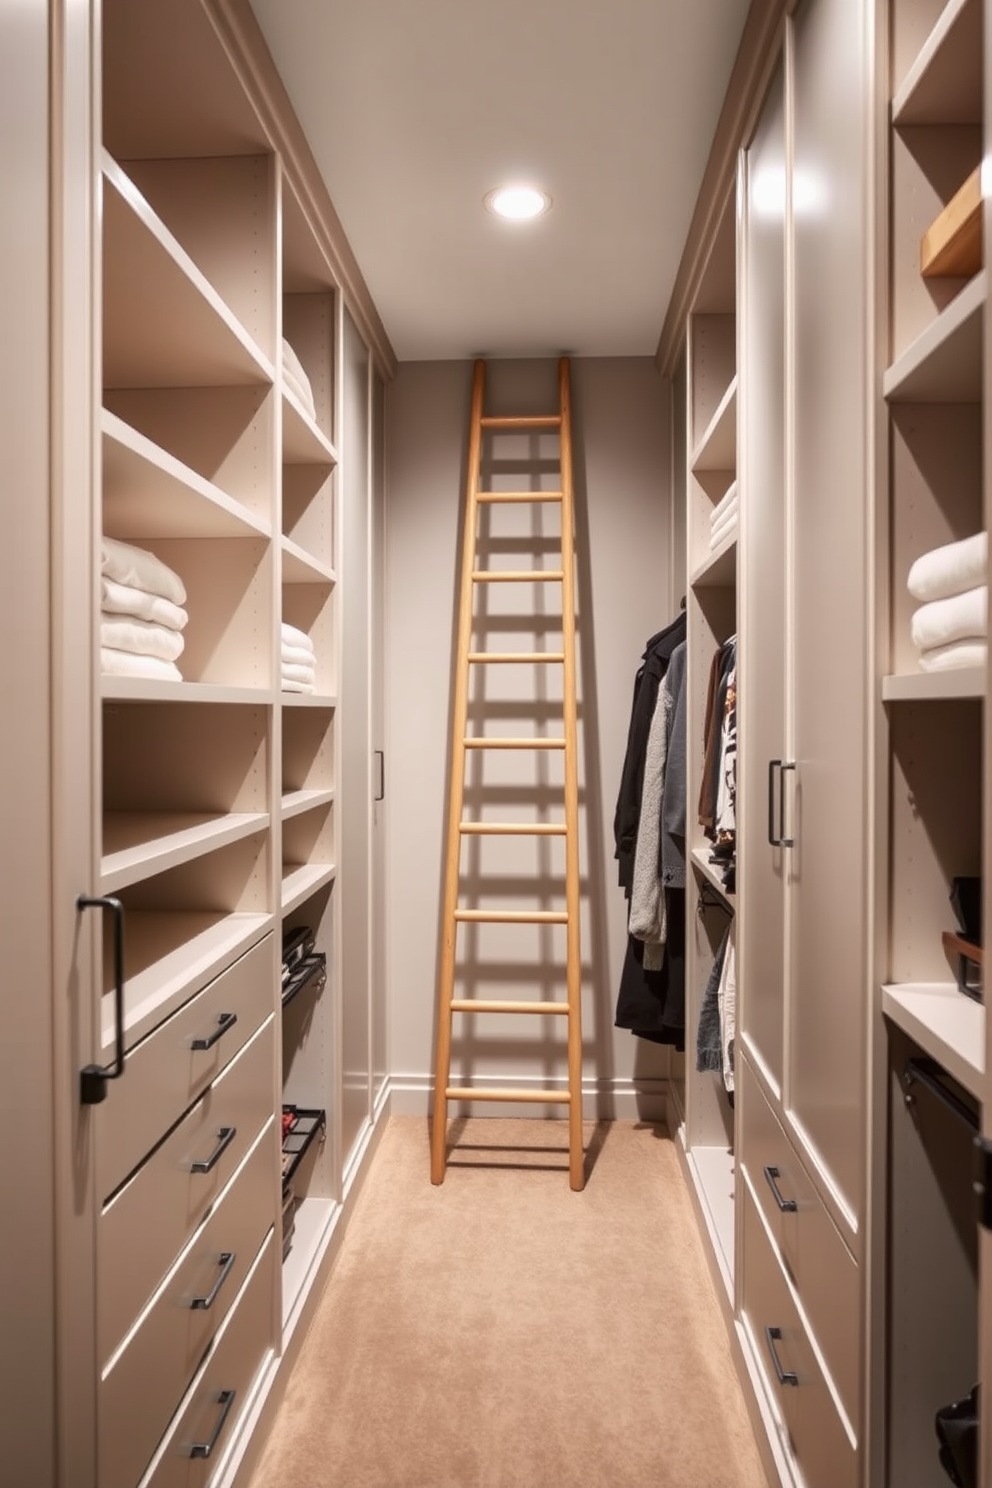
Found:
[690,846,736,906]
[881,983,984,1099]
[99,1128,273,1488]
[691,374,738,472]
[892,0,982,124]
[463,737,566,749]
[921,165,983,277]
[281,534,336,585]
[886,263,986,404]
[458,822,565,836]
[476,490,563,503]
[446,1087,571,1104]
[101,811,269,895]
[479,415,561,429]
[449,1000,569,1016]
[281,863,337,916]
[454,908,569,924]
[690,531,737,589]
[471,569,564,583]
[281,788,335,821]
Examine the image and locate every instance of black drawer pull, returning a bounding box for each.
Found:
[188,1388,236,1459]
[763,1165,798,1213]
[189,1252,236,1311]
[77,895,127,1105]
[190,1011,238,1052]
[191,1126,236,1175]
[765,1326,799,1388]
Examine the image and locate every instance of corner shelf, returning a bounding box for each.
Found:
[691,375,738,473]
[882,666,985,701]
[892,0,982,126]
[884,270,985,402]
[281,863,337,916]
[881,982,984,1100]
[101,810,269,894]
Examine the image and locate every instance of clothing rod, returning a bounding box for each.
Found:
[902,1057,978,1132]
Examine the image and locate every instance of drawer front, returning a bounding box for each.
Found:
[741,1178,857,1488]
[100,1017,275,1363]
[100,1126,275,1488]
[98,934,274,1200]
[144,1231,276,1488]
[739,1054,860,1425]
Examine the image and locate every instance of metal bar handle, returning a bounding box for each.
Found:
[190,1012,238,1052]
[767,760,782,846]
[189,1252,236,1311]
[780,761,796,848]
[763,1165,798,1213]
[188,1389,236,1460]
[77,895,126,1106]
[191,1126,237,1175]
[764,1326,799,1387]
[904,1057,978,1132]
[374,749,385,802]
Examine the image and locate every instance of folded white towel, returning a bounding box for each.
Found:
[710,511,738,549]
[101,536,186,607]
[282,642,316,668]
[101,577,187,632]
[918,639,988,673]
[911,585,987,652]
[101,647,182,682]
[281,660,317,686]
[710,484,739,527]
[908,532,987,603]
[282,338,316,420]
[281,622,314,655]
[281,677,316,695]
[710,502,739,535]
[101,616,185,663]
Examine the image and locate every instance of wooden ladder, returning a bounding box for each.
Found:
[430,357,584,1191]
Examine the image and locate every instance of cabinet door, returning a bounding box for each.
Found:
[789,0,868,1232]
[739,53,787,1094]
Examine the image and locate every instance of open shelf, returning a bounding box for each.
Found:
[881,982,984,1100]
[892,0,982,126]
[281,1107,326,1191]
[282,1195,335,1333]
[281,536,336,586]
[102,410,270,541]
[691,846,736,906]
[691,531,737,590]
[281,953,327,1011]
[101,811,269,895]
[282,388,338,465]
[882,666,985,701]
[102,153,272,390]
[691,375,737,473]
[102,678,271,705]
[281,863,337,916]
[281,789,335,822]
[921,166,982,279]
[884,271,985,402]
[280,692,338,710]
[685,1141,736,1298]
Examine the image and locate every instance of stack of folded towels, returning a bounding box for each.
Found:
[281,338,316,423]
[908,531,987,673]
[281,622,316,694]
[710,482,739,551]
[101,536,187,682]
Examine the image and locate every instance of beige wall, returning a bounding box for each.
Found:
[384,357,677,1116]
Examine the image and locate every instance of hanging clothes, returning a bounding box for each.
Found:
[698,635,737,892]
[696,916,736,1095]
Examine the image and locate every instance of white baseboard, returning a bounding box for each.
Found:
[388,1071,668,1123]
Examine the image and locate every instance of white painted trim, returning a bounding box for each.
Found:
[387,1071,667,1123]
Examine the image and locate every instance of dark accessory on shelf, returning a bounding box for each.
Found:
[282,924,316,971]
[902,1057,978,1133]
[946,877,983,1001]
[950,876,982,944]
[281,1106,326,1192]
[935,1382,978,1488]
[282,951,327,1010]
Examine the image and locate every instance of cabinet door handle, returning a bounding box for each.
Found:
[189,1252,236,1311]
[764,1326,799,1387]
[767,760,796,847]
[763,1165,798,1213]
[77,895,126,1105]
[191,1126,236,1175]
[374,748,385,802]
[190,1011,238,1052]
[188,1388,236,1459]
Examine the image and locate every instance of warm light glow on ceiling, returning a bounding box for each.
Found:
[484,185,552,221]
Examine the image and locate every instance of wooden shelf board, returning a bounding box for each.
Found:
[690,530,738,590]
[102,409,270,541]
[686,1142,736,1298]
[102,153,273,390]
[882,665,985,701]
[281,536,336,586]
[101,810,269,894]
[690,847,736,906]
[691,375,738,473]
[881,982,984,1100]
[282,389,338,466]
[280,692,338,710]
[102,910,273,1054]
[102,678,272,704]
[884,270,985,402]
[281,789,335,822]
[892,0,982,126]
[282,1196,336,1333]
[921,167,982,279]
[281,862,338,916]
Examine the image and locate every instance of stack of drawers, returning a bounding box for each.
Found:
[96,935,278,1488]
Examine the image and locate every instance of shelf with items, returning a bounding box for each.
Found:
[101,678,271,705]
[281,952,327,1012]
[921,166,982,279]
[281,580,335,698]
[882,666,985,701]
[690,530,737,590]
[690,846,736,907]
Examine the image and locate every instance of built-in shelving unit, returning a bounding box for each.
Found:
[690,846,735,906]
[882,983,984,1100]
[882,667,985,701]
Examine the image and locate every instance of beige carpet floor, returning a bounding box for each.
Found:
[249,1117,768,1488]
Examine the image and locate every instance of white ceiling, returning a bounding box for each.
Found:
[248,0,750,361]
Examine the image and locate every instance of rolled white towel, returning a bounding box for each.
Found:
[281,338,316,420]
[101,577,187,632]
[281,622,314,655]
[710,511,738,549]
[281,660,317,687]
[101,615,185,663]
[911,585,987,652]
[918,639,988,673]
[710,484,739,527]
[101,647,182,682]
[101,536,186,607]
[281,677,315,695]
[282,641,316,668]
[908,531,987,603]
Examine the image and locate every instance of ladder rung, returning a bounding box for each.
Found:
[479,416,561,430]
[446,1086,571,1103]
[463,737,566,749]
[467,652,565,664]
[459,822,566,836]
[477,490,563,503]
[454,909,568,923]
[450,1000,570,1015]
[472,570,564,583]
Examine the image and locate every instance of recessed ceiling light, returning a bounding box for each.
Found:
[484,185,552,221]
